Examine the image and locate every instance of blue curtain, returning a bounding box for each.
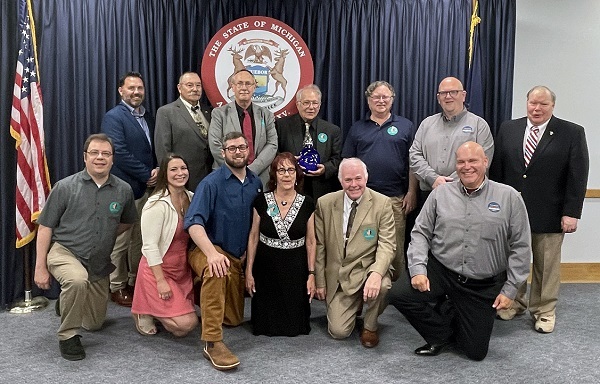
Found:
[0,0,516,308]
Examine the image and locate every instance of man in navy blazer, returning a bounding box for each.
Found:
[102,72,158,306]
[490,85,589,333]
[276,84,342,201]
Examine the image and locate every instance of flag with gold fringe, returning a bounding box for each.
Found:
[10,0,51,248]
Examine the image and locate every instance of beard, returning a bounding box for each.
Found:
[225,154,247,169]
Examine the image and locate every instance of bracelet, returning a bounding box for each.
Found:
[308,270,315,275]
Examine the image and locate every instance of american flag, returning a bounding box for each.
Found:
[9,0,51,248]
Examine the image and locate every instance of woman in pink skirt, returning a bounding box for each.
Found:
[131,154,198,336]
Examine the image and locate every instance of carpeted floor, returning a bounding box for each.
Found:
[1,284,599,383]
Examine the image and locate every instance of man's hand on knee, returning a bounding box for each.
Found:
[363,272,382,301]
[207,251,230,278]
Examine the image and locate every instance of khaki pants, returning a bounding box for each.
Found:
[109,191,148,291]
[327,274,392,339]
[188,246,245,342]
[514,232,564,317]
[47,243,109,340]
[389,195,406,279]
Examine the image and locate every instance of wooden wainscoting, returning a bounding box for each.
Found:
[560,263,600,283]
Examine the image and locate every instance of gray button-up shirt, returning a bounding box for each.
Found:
[407,178,531,299]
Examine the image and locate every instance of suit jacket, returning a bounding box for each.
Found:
[102,102,157,199]
[276,113,342,200]
[490,116,589,233]
[155,98,212,191]
[208,101,277,186]
[314,188,395,304]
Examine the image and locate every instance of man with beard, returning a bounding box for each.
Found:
[185,131,262,371]
[102,72,158,306]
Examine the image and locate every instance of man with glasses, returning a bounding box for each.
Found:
[155,71,213,191]
[342,81,417,281]
[410,76,493,203]
[208,69,277,187]
[34,134,137,360]
[102,72,158,307]
[185,131,262,371]
[276,84,342,200]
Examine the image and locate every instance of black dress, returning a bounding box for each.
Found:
[250,192,314,336]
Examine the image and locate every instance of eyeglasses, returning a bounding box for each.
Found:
[369,95,393,102]
[234,81,256,88]
[182,82,202,89]
[223,144,249,153]
[437,90,463,98]
[276,167,296,175]
[299,100,321,107]
[85,150,113,158]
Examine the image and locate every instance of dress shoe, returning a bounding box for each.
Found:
[59,335,85,361]
[414,342,451,356]
[534,315,555,333]
[203,341,240,371]
[496,307,525,321]
[111,289,133,307]
[360,329,379,348]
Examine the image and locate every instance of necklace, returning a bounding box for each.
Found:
[281,200,288,206]
[275,191,295,207]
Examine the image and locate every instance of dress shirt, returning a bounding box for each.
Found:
[184,164,262,258]
[122,101,151,145]
[407,177,531,299]
[522,119,549,155]
[342,193,363,239]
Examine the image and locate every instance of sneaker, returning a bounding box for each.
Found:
[203,341,240,371]
[496,307,525,321]
[59,335,86,361]
[534,315,555,333]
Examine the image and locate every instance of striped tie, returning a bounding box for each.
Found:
[524,126,539,167]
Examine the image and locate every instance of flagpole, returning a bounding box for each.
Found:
[10,242,49,313]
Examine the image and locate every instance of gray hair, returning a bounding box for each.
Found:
[338,158,369,182]
[364,81,395,99]
[296,84,322,101]
[527,85,556,103]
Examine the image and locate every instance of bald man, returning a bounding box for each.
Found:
[389,142,531,361]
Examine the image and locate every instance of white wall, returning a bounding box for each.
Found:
[514,1,600,262]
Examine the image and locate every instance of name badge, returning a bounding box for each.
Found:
[462,126,474,133]
[267,203,279,217]
[487,202,501,213]
[387,126,398,136]
[363,228,376,240]
[318,133,328,143]
[109,202,122,214]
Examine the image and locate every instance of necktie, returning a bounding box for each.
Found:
[303,122,314,146]
[242,109,255,164]
[524,126,540,167]
[345,201,358,241]
[190,105,207,138]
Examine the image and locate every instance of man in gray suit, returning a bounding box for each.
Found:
[155,72,213,191]
[208,69,277,186]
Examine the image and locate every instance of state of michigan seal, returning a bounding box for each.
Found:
[201,16,314,118]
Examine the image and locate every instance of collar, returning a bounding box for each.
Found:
[442,108,467,122]
[526,118,550,131]
[179,97,199,110]
[235,102,253,116]
[460,177,487,196]
[344,192,363,209]
[121,100,146,117]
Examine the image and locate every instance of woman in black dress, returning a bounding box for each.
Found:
[245,152,316,336]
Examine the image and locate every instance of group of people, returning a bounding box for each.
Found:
[34,69,588,369]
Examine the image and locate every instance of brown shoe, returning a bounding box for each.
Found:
[360,328,379,348]
[111,289,132,307]
[203,341,240,371]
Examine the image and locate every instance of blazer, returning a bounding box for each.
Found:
[154,98,213,191]
[208,101,277,186]
[276,113,342,200]
[314,188,395,304]
[102,102,157,199]
[490,116,589,233]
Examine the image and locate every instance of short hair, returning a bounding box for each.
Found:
[222,131,248,148]
[267,152,304,193]
[296,84,322,101]
[364,81,395,99]
[230,69,255,85]
[118,72,144,87]
[153,153,190,197]
[338,157,369,182]
[178,71,200,84]
[526,85,556,103]
[84,133,114,153]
